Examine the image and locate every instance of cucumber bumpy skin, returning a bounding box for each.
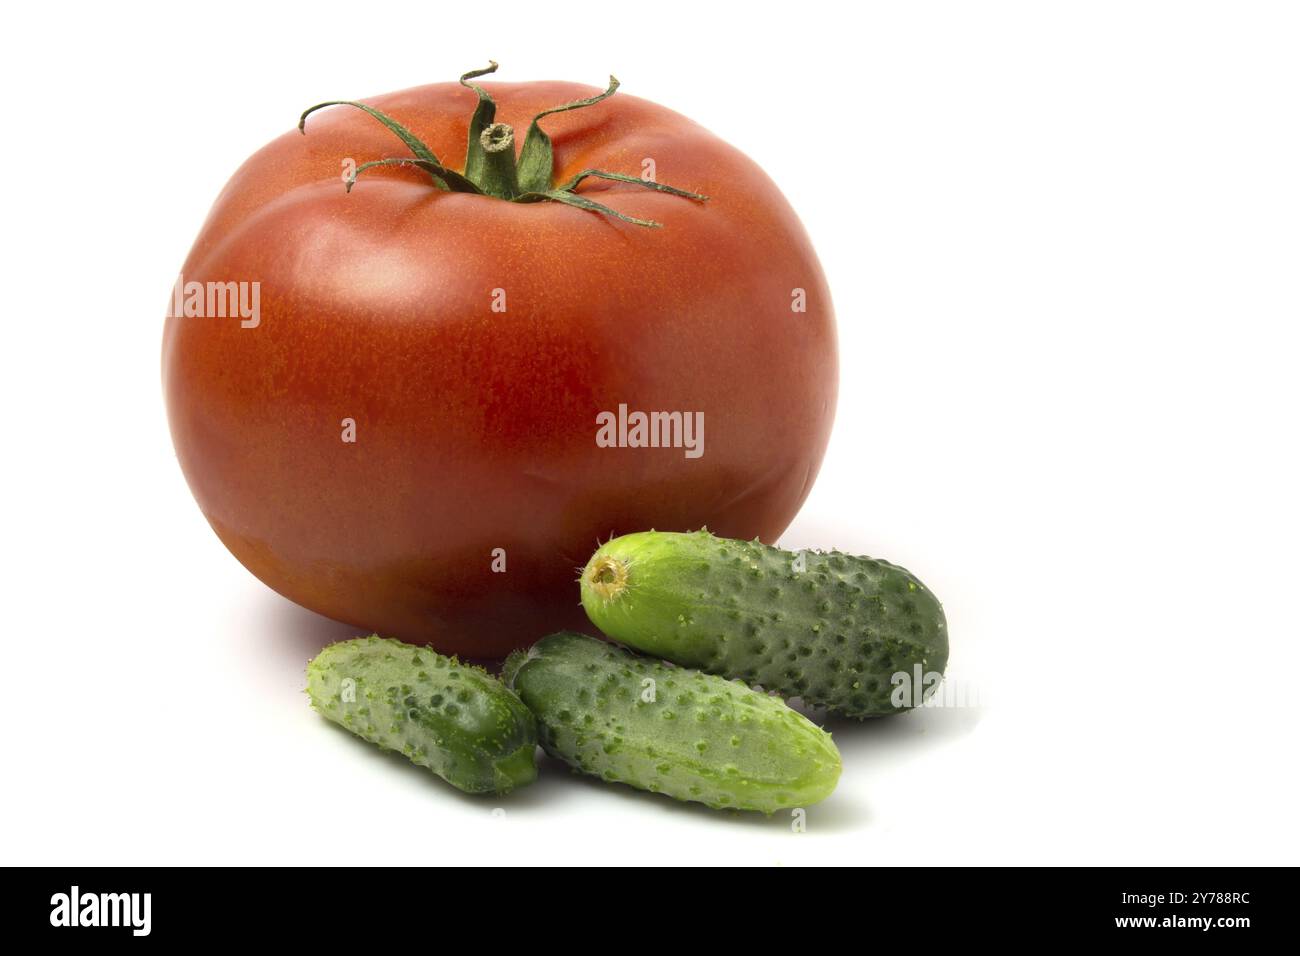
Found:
[307,636,538,794]
[503,631,841,813]
[579,530,948,718]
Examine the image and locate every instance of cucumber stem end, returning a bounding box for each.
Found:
[585,554,630,601]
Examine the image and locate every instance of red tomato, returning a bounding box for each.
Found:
[163,68,836,657]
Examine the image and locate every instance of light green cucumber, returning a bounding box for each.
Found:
[503,631,840,813]
[307,635,537,794]
[579,530,948,718]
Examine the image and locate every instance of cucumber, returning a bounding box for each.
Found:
[503,631,841,813]
[579,530,948,718]
[306,635,537,794]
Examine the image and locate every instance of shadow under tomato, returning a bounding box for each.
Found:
[257,588,513,672]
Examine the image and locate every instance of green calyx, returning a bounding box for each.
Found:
[299,62,708,227]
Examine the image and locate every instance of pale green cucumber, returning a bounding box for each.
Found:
[579,530,948,718]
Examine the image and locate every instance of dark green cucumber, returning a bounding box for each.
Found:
[579,530,948,718]
[503,631,840,813]
[307,635,537,794]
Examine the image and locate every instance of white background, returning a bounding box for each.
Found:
[2,1,1297,865]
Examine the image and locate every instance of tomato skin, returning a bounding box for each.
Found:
[163,80,837,657]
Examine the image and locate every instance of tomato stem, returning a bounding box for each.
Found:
[299,63,709,226]
[476,123,520,199]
